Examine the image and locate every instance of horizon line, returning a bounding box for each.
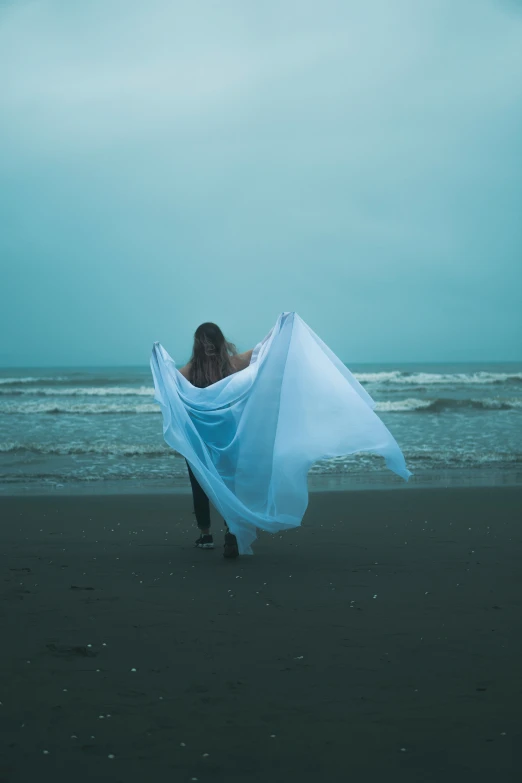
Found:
[1,359,521,370]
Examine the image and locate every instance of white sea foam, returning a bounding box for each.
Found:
[0,370,522,397]
[0,441,173,456]
[0,376,69,385]
[0,386,155,397]
[0,401,159,414]
[375,397,522,412]
[1,371,521,392]
[356,371,522,385]
[375,398,433,412]
[1,397,520,415]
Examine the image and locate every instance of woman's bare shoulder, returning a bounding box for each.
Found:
[230,349,253,371]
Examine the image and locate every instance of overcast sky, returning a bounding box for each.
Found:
[1,0,521,367]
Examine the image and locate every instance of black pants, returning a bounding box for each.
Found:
[185,459,211,530]
[185,459,231,534]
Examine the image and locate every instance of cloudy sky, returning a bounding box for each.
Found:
[1,0,521,366]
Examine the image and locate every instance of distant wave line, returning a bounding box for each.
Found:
[0,386,154,397]
[355,371,522,385]
[1,370,521,391]
[0,376,70,385]
[0,402,160,414]
[376,397,522,412]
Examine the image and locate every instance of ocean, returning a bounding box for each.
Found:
[1,361,521,495]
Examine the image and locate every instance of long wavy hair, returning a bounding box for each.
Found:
[188,322,238,388]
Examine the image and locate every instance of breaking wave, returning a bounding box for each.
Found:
[0,386,154,397]
[0,376,69,385]
[374,397,522,413]
[0,441,176,456]
[0,402,159,415]
[1,397,520,415]
[356,371,522,385]
[1,370,521,393]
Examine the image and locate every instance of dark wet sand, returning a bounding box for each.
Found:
[1,487,521,783]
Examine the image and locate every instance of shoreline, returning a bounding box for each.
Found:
[1,465,520,497]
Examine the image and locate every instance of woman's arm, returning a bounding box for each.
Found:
[232,349,253,371]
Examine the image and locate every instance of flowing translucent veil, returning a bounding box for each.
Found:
[150,311,412,555]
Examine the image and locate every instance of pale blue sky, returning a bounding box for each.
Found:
[1,0,521,366]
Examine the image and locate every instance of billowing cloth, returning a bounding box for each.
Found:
[150,311,412,555]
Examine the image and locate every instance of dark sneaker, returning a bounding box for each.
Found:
[223,532,239,558]
[195,534,214,549]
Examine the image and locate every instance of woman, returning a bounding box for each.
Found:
[152,312,412,556]
[177,322,253,559]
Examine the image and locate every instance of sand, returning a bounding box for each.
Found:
[1,486,521,782]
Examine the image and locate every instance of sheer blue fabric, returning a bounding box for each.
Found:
[150,311,412,555]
